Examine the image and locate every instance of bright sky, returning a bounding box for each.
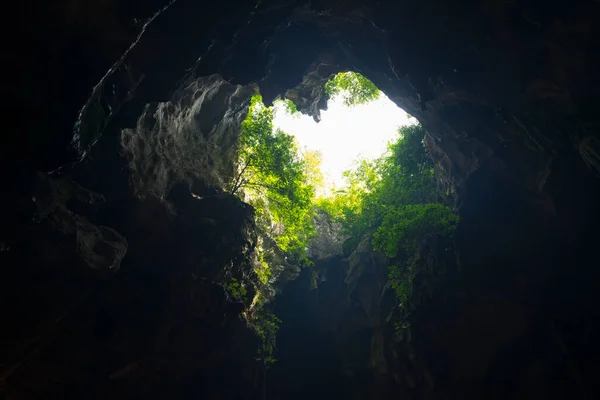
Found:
[273,92,415,192]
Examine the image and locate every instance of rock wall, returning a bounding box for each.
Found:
[1,178,263,398]
[121,75,255,199]
[3,0,600,399]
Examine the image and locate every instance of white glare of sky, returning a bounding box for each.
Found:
[272,92,416,192]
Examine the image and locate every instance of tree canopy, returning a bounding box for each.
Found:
[232,94,319,366]
[317,124,458,307]
[324,71,381,106]
[233,95,316,262]
[234,76,458,355]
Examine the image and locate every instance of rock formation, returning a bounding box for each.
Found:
[3,0,600,398]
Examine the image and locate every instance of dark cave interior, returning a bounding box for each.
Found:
[3,0,600,399]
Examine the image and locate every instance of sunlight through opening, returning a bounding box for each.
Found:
[273,91,415,193]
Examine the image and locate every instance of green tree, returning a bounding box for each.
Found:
[282,98,300,115]
[252,309,282,367]
[233,95,316,262]
[302,149,325,193]
[325,71,381,106]
[316,157,379,239]
[234,95,319,364]
[317,124,458,307]
[373,203,458,305]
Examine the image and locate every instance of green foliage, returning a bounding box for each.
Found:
[234,95,318,364]
[320,124,451,233]
[234,95,317,262]
[373,204,458,259]
[374,203,458,305]
[244,290,281,367]
[282,98,299,115]
[273,98,300,117]
[316,124,458,316]
[255,250,272,285]
[325,71,381,106]
[302,149,325,193]
[252,309,282,367]
[315,157,380,250]
[224,278,247,300]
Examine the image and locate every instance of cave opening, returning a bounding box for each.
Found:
[4,0,600,399]
[272,74,414,193]
[230,71,459,400]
